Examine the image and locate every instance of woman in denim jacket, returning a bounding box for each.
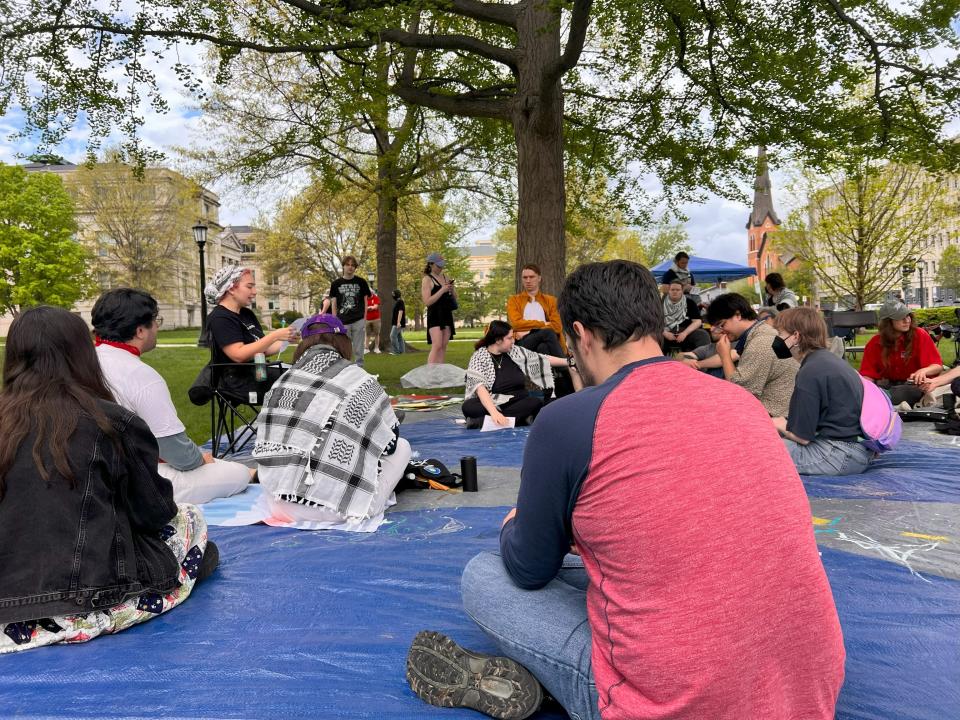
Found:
[0,307,217,653]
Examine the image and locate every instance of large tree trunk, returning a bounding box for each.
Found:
[513,1,566,296]
[375,160,400,352]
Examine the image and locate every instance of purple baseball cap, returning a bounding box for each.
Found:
[300,313,348,338]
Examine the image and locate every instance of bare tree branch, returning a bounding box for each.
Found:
[377,28,517,70]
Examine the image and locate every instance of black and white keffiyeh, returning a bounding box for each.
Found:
[769,287,799,308]
[253,345,398,519]
[668,261,693,286]
[663,295,688,332]
[464,346,554,404]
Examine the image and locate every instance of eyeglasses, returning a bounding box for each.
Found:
[155,315,164,328]
[713,319,727,331]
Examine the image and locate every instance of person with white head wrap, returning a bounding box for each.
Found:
[204,265,249,306]
[204,265,299,396]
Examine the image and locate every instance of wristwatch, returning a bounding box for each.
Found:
[566,355,577,369]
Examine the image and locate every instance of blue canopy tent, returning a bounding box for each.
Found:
[651,255,757,283]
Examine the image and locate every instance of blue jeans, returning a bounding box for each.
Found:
[390,325,405,354]
[783,437,873,475]
[461,552,600,720]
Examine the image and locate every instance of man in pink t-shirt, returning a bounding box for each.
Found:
[407,260,845,720]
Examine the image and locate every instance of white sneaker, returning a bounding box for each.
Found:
[897,401,913,412]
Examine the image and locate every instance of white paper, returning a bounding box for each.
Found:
[481,415,516,432]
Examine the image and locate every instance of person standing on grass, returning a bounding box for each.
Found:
[365,286,382,354]
[390,288,407,355]
[328,256,372,367]
[93,288,252,505]
[0,306,217,654]
[422,252,457,364]
[407,260,844,720]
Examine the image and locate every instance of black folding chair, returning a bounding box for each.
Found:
[822,309,877,357]
[208,361,284,458]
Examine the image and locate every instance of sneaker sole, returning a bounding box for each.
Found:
[406,630,542,719]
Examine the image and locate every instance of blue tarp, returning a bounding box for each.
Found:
[1,510,956,720]
[651,255,757,282]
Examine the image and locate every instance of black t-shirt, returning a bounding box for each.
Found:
[207,305,264,365]
[329,277,371,325]
[491,355,527,395]
[661,268,696,287]
[391,299,406,328]
[663,296,702,332]
[786,349,864,442]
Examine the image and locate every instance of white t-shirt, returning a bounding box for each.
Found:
[95,344,186,438]
[523,300,547,323]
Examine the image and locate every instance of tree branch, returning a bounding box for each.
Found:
[3,22,372,55]
[392,79,511,120]
[818,0,892,141]
[541,0,593,93]
[377,28,517,70]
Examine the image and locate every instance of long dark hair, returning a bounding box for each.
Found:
[475,320,512,350]
[0,307,118,500]
[878,315,915,371]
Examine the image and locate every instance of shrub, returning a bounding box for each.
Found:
[271,310,304,327]
[913,307,960,326]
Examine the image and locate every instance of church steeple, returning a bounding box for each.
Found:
[746,146,782,229]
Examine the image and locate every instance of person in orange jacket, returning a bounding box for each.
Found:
[506,264,565,357]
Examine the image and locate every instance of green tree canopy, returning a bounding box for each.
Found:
[3,0,959,292]
[778,161,945,309]
[935,244,960,296]
[0,164,91,317]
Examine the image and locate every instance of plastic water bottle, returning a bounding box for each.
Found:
[254,352,267,382]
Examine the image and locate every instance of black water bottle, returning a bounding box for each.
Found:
[460,456,478,493]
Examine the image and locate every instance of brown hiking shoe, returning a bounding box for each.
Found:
[406,630,543,719]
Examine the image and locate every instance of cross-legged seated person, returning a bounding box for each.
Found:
[707,292,799,417]
[661,280,710,352]
[253,314,411,529]
[0,307,216,654]
[859,298,942,409]
[204,265,299,399]
[407,261,844,720]
[92,289,252,504]
[461,321,576,429]
[771,308,874,476]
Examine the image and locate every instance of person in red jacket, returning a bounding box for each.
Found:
[859,298,943,408]
[365,288,382,354]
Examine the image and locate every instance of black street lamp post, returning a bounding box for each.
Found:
[902,258,926,309]
[193,223,208,346]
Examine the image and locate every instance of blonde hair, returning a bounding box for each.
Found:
[774,307,827,354]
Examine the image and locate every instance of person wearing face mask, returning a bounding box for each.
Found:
[771,308,874,475]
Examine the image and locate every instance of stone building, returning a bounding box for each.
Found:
[1,160,307,335]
